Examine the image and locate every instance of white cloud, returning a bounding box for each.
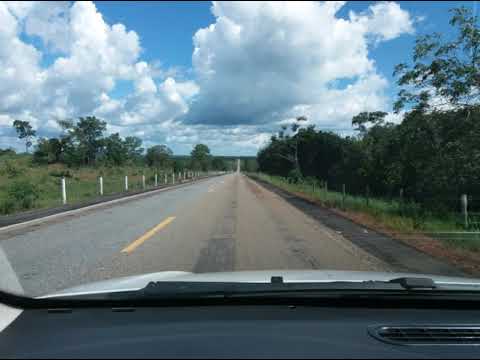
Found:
[185,0,413,133]
[0,1,197,151]
[0,1,415,155]
[351,1,414,42]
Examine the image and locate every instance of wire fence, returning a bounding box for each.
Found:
[253,173,480,232]
[0,169,225,216]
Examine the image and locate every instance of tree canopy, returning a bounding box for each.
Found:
[13,120,36,153]
[190,144,211,171]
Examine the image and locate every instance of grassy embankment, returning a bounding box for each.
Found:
[0,154,172,215]
[252,173,480,254]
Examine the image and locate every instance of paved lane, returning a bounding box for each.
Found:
[0,174,390,297]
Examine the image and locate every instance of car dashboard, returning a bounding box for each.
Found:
[1,303,480,358]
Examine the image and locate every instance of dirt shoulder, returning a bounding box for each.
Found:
[250,176,475,278]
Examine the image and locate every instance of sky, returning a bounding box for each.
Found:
[0,1,477,155]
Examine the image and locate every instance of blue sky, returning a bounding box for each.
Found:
[95,1,476,102]
[0,1,478,155]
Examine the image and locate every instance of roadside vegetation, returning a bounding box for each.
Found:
[252,173,480,252]
[0,118,239,215]
[254,7,480,257]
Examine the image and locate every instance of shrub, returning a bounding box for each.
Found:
[49,169,72,178]
[287,168,303,184]
[0,198,15,215]
[2,160,22,178]
[7,180,40,210]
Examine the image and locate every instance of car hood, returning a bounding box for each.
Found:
[39,270,480,299]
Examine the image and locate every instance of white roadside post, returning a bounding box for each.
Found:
[461,194,468,228]
[99,176,103,196]
[172,173,175,184]
[142,175,146,189]
[155,173,158,187]
[165,173,168,184]
[125,175,129,192]
[61,177,67,205]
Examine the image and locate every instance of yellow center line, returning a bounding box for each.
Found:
[121,216,176,254]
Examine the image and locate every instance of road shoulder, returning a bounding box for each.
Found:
[248,176,468,278]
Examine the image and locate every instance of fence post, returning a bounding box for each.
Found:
[125,175,128,192]
[99,176,103,196]
[461,194,468,228]
[61,177,67,205]
[142,174,146,189]
[342,183,346,209]
[165,173,168,184]
[172,173,175,185]
[154,173,158,187]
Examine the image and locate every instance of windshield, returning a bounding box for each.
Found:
[0,1,479,300]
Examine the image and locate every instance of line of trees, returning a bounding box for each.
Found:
[257,6,480,213]
[8,116,233,172]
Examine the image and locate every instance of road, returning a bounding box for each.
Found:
[1,173,395,297]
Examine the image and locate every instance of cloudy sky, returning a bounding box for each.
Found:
[0,1,475,155]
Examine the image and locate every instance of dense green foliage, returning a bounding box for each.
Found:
[190,144,212,171]
[258,106,480,213]
[394,7,480,112]
[146,145,173,168]
[258,7,480,215]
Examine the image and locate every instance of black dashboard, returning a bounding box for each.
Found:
[1,304,480,358]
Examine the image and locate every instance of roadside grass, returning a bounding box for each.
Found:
[0,154,173,215]
[251,173,480,253]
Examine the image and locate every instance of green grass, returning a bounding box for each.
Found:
[0,154,175,215]
[251,173,480,253]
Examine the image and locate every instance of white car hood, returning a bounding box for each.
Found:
[40,270,480,299]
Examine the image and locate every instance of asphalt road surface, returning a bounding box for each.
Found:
[1,173,401,297]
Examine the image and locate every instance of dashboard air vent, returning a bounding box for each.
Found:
[372,326,480,345]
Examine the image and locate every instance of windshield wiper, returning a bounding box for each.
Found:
[104,276,441,300]
[41,276,480,303]
[388,277,437,290]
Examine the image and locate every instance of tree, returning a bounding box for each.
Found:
[102,133,128,166]
[73,116,107,165]
[243,158,258,172]
[272,115,308,179]
[393,6,480,113]
[33,138,63,164]
[351,111,388,135]
[190,144,211,171]
[124,136,144,163]
[211,157,227,171]
[13,120,36,153]
[146,145,173,168]
[173,157,188,172]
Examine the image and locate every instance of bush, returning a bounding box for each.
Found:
[7,180,40,211]
[2,160,22,178]
[49,170,72,178]
[0,198,15,215]
[287,168,303,184]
